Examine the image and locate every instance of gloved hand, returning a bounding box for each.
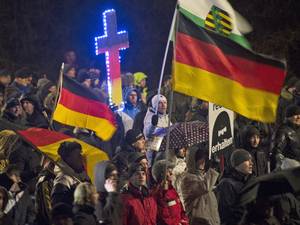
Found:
[109,103,119,112]
[151,114,159,126]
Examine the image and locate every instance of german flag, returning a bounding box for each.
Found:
[173,12,286,122]
[53,75,116,141]
[17,128,108,183]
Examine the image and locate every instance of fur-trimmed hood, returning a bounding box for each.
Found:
[152,159,175,183]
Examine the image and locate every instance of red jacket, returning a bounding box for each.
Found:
[152,183,189,225]
[121,183,157,225]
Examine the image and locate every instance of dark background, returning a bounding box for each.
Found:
[0,0,299,88]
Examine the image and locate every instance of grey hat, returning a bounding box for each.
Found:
[152,159,175,183]
[128,163,146,178]
[230,149,252,168]
[127,152,146,166]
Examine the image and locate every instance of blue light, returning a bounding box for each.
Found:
[94,8,129,106]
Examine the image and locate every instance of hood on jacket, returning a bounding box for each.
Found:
[186,143,208,174]
[54,159,90,183]
[20,93,43,112]
[94,160,117,193]
[152,159,175,183]
[37,78,50,89]
[36,79,55,103]
[121,73,134,88]
[123,87,140,106]
[241,125,260,150]
[133,72,147,86]
[150,94,167,113]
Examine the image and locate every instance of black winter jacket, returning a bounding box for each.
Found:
[216,169,252,225]
[73,204,99,225]
[273,121,300,161]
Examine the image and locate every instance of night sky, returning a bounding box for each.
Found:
[0,0,299,88]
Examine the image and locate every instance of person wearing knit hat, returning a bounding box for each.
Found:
[151,159,189,225]
[285,104,300,124]
[111,131,143,191]
[277,76,300,124]
[9,68,33,95]
[216,148,253,225]
[1,98,24,124]
[121,162,157,225]
[230,149,253,174]
[272,104,300,168]
[124,129,146,154]
[5,97,20,109]
[127,152,147,168]
[127,163,147,180]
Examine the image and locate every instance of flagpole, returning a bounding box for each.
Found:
[165,89,174,158]
[164,6,178,184]
[49,63,64,130]
[155,5,178,114]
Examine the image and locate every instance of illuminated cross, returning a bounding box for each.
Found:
[95,9,129,106]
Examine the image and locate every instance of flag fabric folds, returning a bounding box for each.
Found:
[17,127,108,183]
[172,10,286,123]
[53,75,116,141]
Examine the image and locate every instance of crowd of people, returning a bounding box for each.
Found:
[0,49,300,225]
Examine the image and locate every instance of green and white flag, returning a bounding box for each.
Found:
[177,0,251,49]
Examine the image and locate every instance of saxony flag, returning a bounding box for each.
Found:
[173,1,286,123]
[178,0,251,48]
